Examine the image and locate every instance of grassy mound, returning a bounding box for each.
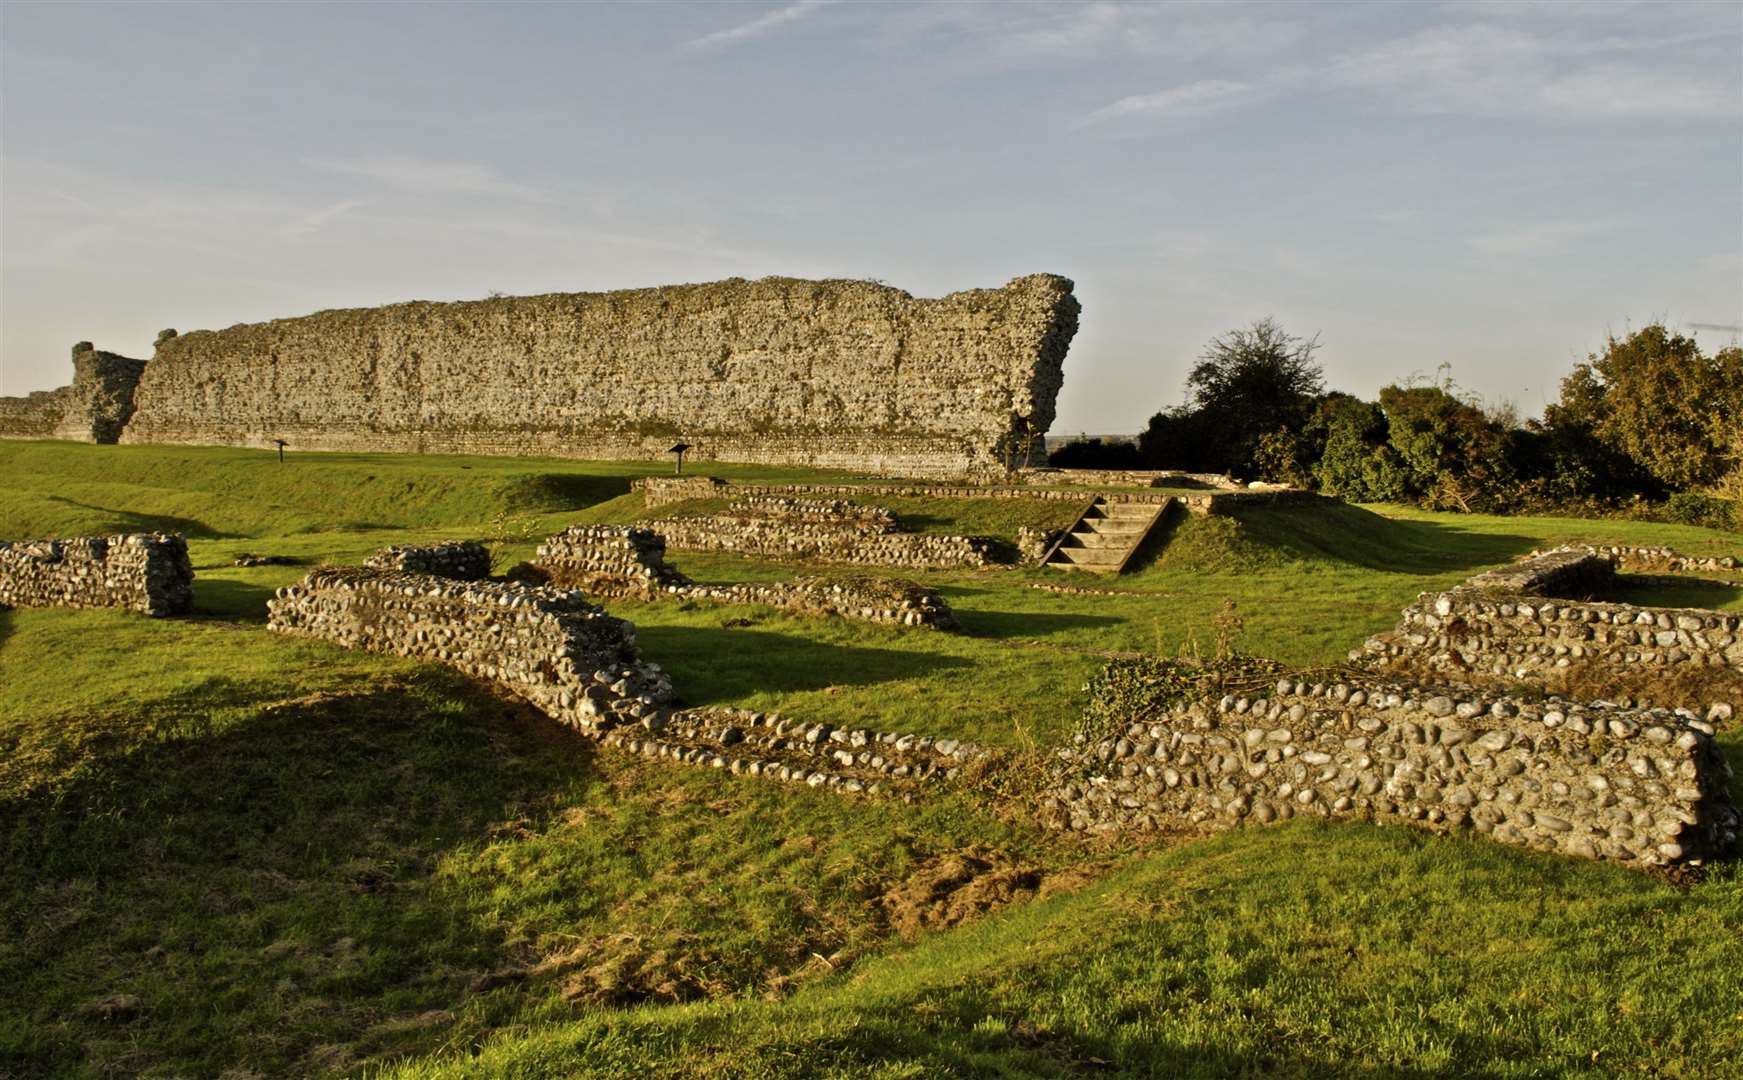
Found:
[3,441,1742,1077]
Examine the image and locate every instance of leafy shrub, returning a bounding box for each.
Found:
[1660,493,1740,531]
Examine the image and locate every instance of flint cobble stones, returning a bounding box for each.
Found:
[265,567,674,735]
[1356,547,1743,687]
[645,498,1007,570]
[365,541,491,580]
[536,525,959,629]
[1043,677,1738,868]
[600,706,987,799]
[0,533,193,616]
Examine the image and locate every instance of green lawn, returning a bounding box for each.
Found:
[1,441,1740,1078]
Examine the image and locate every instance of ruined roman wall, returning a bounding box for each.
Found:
[1045,674,1737,869]
[105,274,1079,479]
[0,344,148,443]
[533,525,959,629]
[364,541,491,581]
[0,533,193,616]
[265,567,675,735]
[1354,549,1742,701]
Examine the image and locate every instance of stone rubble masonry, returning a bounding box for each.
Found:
[0,343,148,443]
[1044,676,1738,869]
[364,541,491,580]
[1020,468,1242,490]
[1462,548,1616,598]
[94,274,1079,480]
[265,564,974,798]
[534,524,959,630]
[535,525,696,594]
[1547,544,1739,576]
[1354,547,1741,689]
[644,498,1009,569]
[638,476,730,509]
[601,707,987,799]
[1017,526,1067,564]
[265,567,675,736]
[0,533,193,616]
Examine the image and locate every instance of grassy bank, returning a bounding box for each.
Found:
[1,441,1740,1077]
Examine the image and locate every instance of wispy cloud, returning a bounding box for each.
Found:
[282,198,365,238]
[1075,79,1255,127]
[1330,23,1738,121]
[680,0,832,54]
[1466,217,1632,257]
[309,157,544,200]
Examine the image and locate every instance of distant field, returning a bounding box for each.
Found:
[1,440,1739,1078]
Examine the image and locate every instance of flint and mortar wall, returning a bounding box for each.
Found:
[265,567,674,734]
[535,525,958,629]
[0,344,148,443]
[111,274,1079,479]
[645,515,1005,569]
[0,533,193,616]
[1045,676,1738,868]
[1356,548,1741,693]
[365,541,491,580]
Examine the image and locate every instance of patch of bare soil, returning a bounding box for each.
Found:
[877,845,1102,939]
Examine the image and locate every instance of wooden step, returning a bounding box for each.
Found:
[1040,496,1174,575]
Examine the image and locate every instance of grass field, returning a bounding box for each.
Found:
[2,440,1740,1078]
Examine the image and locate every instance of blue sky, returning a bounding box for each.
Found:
[2,0,1739,432]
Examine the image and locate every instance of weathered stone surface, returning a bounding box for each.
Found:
[534,524,959,629]
[0,343,147,443]
[266,567,673,735]
[0,533,192,616]
[645,498,1008,569]
[99,275,1079,479]
[1463,548,1616,598]
[365,541,490,580]
[1044,676,1739,869]
[599,706,986,799]
[1354,548,1742,697]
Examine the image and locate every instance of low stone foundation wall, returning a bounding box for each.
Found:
[0,533,193,616]
[1553,544,1739,576]
[684,576,959,630]
[1353,588,1741,686]
[1017,526,1067,564]
[1463,548,1616,597]
[637,476,729,509]
[1355,548,1741,703]
[603,707,985,798]
[1020,468,1240,490]
[535,526,692,594]
[364,541,490,580]
[265,567,674,734]
[535,525,957,629]
[644,499,1008,569]
[1043,672,1738,868]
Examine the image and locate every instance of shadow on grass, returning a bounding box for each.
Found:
[1133,501,1539,578]
[636,625,972,700]
[0,608,12,652]
[956,609,1124,639]
[38,495,229,539]
[190,576,282,623]
[0,673,597,1077]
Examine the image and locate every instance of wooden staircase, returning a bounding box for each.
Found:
[1041,497,1173,575]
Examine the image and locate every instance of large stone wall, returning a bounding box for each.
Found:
[1044,673,1738,869]
[266,567,674,735]
[0,343,148,443]
[101,275,1079,479]
[0,533,193,616]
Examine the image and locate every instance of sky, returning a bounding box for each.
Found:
[2,0,1739,434]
